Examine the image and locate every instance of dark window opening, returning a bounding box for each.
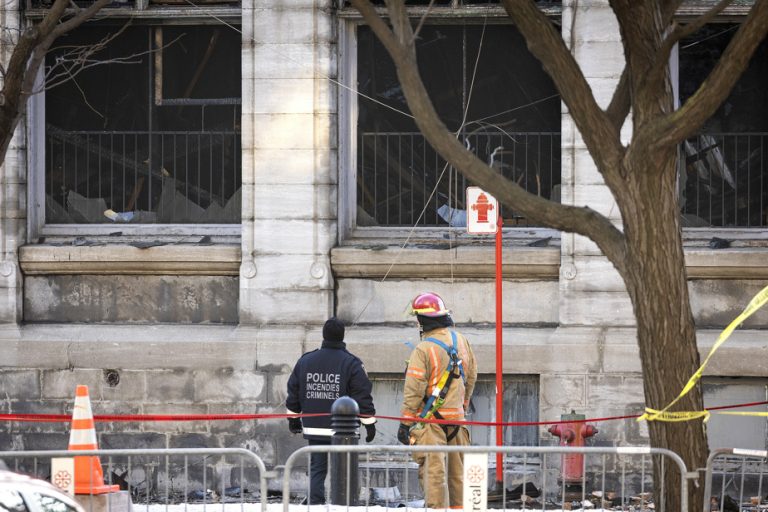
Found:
[44,23,241,225]
[679,24,768,228]
[356,24,560,228]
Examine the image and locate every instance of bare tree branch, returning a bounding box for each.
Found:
[22,0,111,110]
[43,21,132,90]
[352,0,412,64]
[642,0,733,99]
[605,67,631,130]
[0,0,68,162]
[0,0,109,167]
[41,26,184,93]
[384,0,417,57]
[500,0,626,186]
[350,0,629,271]
[660,0,685,26]
[666,0,732,48]
[608,0,674,129]
[410,0,436,45]
[66,70,105,119]
[652,0,768,147]
[49,0,111,41]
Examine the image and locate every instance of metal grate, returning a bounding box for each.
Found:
[681,133,768,228]
[357,131,561,227]
[45,129,241,224]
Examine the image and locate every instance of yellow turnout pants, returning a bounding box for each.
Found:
[411,422,470,509]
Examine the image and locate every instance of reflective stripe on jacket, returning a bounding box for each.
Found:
[401,327,477,424]
[286,340,376,440]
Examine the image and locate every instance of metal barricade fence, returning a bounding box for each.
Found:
[283,445,689,512]
[703,448,768,512]
[0,448,268,512]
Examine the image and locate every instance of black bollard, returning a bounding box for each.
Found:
[330,396,360,506]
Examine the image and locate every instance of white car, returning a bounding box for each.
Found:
[0,470,85,512]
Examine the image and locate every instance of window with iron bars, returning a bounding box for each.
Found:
[350,22,561,229]
[679,23,768,228]
[38,21,241,228]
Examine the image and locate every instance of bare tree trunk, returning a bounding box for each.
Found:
[618,153,707,512]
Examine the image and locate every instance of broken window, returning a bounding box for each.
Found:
[353,23,560,228]
[679,24,768,228]
[43,22,241,225]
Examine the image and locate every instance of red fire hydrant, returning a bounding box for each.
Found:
[471,192,494,223]
[548,410,598,484]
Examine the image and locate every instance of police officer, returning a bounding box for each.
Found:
[286,317,376,505]
[398,292,477,509]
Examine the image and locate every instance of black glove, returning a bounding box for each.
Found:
[364,423,376,443]
[288,417,302,434]
[397,423,411,445]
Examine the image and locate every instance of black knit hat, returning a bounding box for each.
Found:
[323,317,345,342]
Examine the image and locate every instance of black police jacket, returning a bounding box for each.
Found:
[286,339,376,440]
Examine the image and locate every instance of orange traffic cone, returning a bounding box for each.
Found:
[68,385,119,494]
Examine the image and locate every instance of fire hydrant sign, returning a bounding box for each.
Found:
[466,187,498,234]
[463,452,488,512]
[51,457,75,495]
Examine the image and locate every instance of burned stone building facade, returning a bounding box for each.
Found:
[0,0,766,474]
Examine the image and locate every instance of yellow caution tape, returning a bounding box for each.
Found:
[716,411,768,417]
[639,409,768,422]
[642,408,711,423]
[640,283,768,423]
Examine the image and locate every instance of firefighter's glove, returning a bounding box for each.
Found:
[364,423,376,443]
[397,423,411,445]
[288,417,302,434]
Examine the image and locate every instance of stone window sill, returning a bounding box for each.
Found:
[19,243,241,276]
[331,244,561,279]
[332,243,768,280]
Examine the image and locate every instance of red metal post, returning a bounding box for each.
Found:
[495,216,503,482]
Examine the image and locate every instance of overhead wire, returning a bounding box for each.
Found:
[180,0,416,121]
[679,24,738,50]
[177,0,554,133]
[177,0,558,141]
[174,0,547,325]
[448,18,488,303]
[353,16,489,324]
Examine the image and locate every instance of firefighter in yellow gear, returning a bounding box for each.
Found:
[398,292,478,509]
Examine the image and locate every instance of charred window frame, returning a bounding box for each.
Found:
[338,9,562,239]
[677,22,768,230]
[28,18,242,238]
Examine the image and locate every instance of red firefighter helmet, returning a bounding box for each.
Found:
[410,292,450,317]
